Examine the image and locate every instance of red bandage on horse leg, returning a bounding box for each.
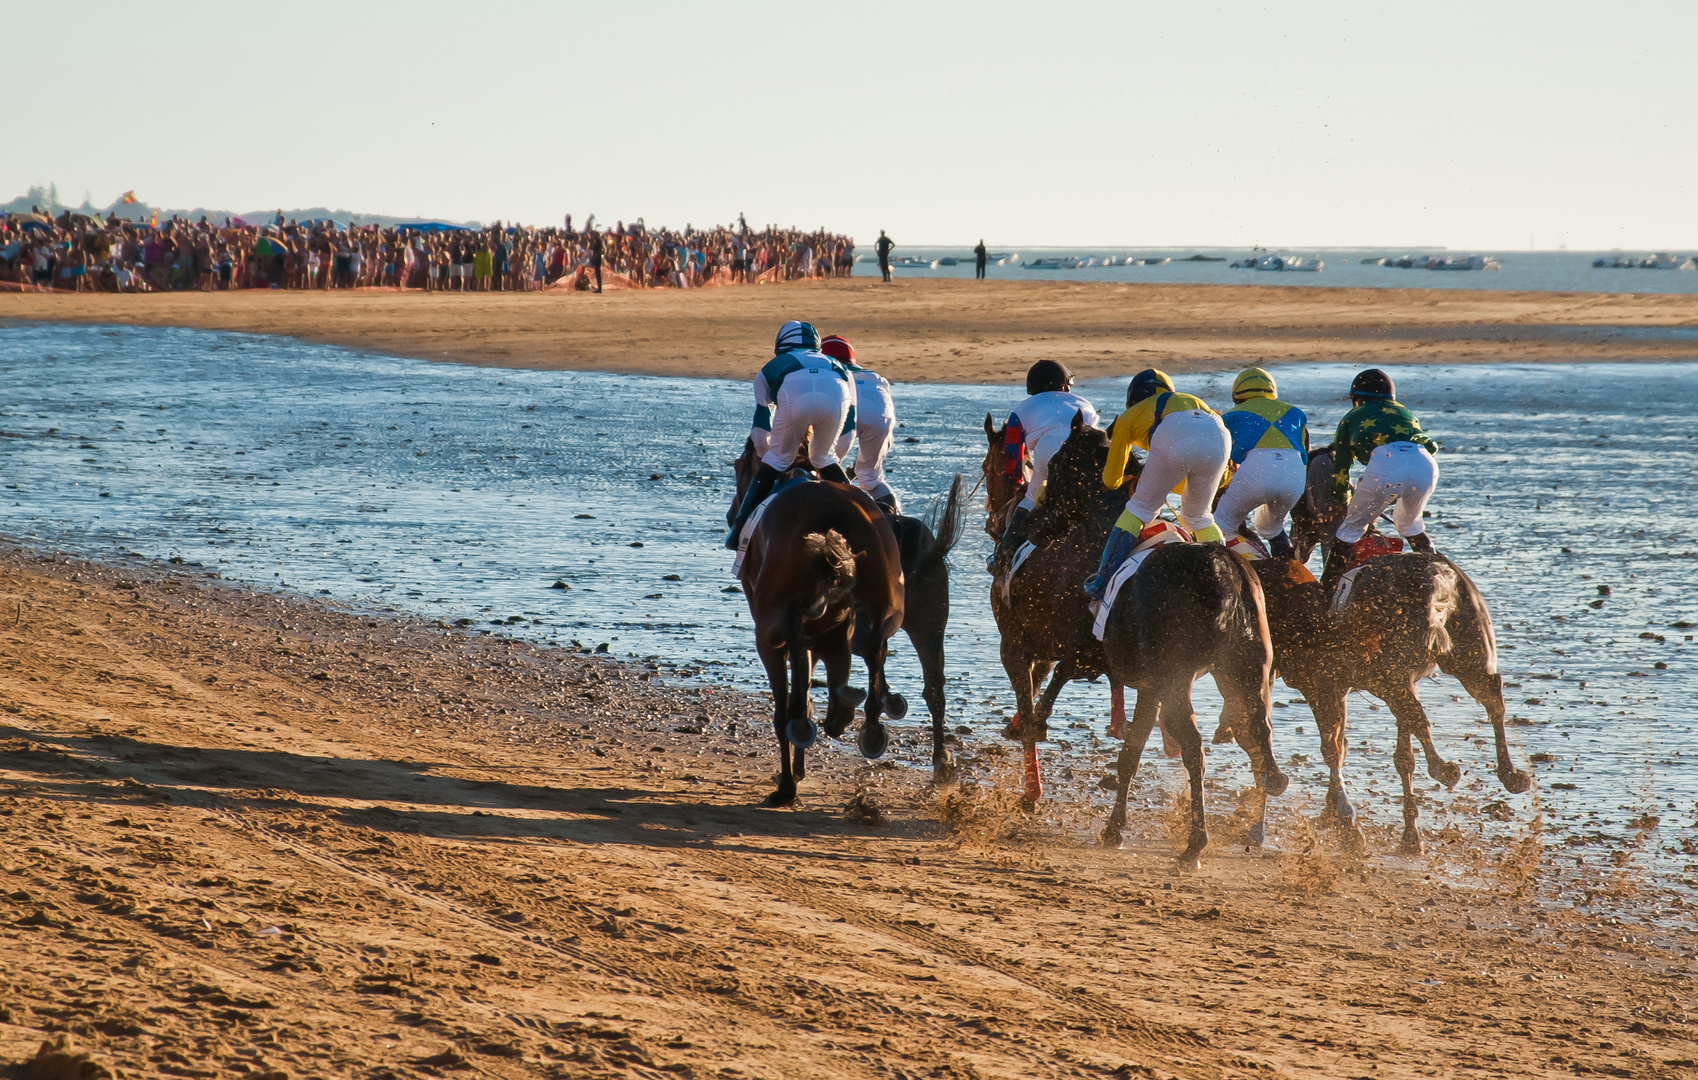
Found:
[1109,684,1126,739]
[1022,743,1043,804]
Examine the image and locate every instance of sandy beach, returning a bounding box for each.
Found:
[1,546,1695,1079]
[6,279,1698,382]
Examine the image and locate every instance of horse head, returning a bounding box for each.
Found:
[1292,444,1346,562]
[981,412,1019,540]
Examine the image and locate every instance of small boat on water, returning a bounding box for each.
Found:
[1136,257,1171,266]
[1027,256,1096,270]
[1231,253,1323,271]
[1592,253,1694,269]
[1182,254,1226,262]
[1426,254,1499,271]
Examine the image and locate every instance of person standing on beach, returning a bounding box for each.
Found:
[974,239,988,279]
[876,230,894,282]
[590,230,604,293]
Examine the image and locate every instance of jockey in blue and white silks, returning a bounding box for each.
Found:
[1215,367,1310,559]
[725,320,857,549]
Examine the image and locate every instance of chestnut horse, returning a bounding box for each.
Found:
[1253,471,1531,853]
[980,412,1129,807]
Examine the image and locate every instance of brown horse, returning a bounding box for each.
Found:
[733,440,965,782]
[980,412,1129,806]
[1252,448,1532,854]
[728,447,904,807]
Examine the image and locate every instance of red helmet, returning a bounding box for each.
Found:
[819,335,855,363]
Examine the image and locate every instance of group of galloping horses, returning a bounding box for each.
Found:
[726,408,1530,868]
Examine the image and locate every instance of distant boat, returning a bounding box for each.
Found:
[938,257,959,266]
[1138,257,1171,266]
[1238,253,1323,272]
[1181,254,1226,262]
[1358,257,1388,265]
[1426,254,1499,271]
[1592,253,1692,269]
[1027,256,1095,269]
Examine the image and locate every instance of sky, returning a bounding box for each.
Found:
[8,1,1696,249]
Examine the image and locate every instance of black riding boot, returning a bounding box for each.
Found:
[1268,530,1295,559]
[1405,531,1434,554]
[817,462,850,485]
[987,505,1032,576]
[726,462,781,550]
[1318,538,1354,595]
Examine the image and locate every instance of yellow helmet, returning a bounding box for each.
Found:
[1232,367,1277,403]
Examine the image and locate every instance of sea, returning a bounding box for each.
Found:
[0,322,1693,906]
[865,247,1698,295]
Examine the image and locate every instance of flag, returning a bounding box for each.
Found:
[119,190,138,204]
[149,209,158,229]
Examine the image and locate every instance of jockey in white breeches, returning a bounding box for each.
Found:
[724,320,856,549]
[821,334,902,513]
[988,360,1102,574]
[1216,366,1310,559]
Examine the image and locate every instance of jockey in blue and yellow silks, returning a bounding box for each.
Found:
[1216,367,1309,559]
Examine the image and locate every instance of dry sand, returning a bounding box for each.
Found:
[2,546,1695,1079]
[5,279,1698,383]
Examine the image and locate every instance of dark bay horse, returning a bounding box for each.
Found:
[731,441,958,788]
[1251,444,1532,853]
[980,412,1129,806]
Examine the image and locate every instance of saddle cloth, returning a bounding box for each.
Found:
[1009,540,1038,578]
[1330,564,1367,614]
[1091,526,1191,641]
[731,473,814,577]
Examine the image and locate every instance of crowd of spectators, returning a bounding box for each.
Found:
[0,208,855,293]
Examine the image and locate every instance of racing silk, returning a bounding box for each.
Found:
[1330,398,1439,499]
[751,349,856,454]
[845,362,895,424]
[1002,390,1101,483]
[1103,391,1214,489]
[1222,397,1310,466]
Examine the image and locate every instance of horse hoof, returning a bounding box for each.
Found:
[761,788,796,808]
[1100,826,1123,849]
[1433,761,1462,789]
[931,751,955,786]
[1174,853,1203,873]
[1263,770,1290,798]
[787,716,818,749]
[1342,823,1368,856]
[858,721,889,760]
[1398,832,1424,856]
[884,692,909,721]
[1245,821,1265,848]
[1500,769,1532,795]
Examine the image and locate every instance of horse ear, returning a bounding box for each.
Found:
[1071,409,1084,433]
[984,412,996,441]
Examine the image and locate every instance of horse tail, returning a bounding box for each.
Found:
[802,530,857,619]
[1420,559,1459,656]
[918,474,966,573]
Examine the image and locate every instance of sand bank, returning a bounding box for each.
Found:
[5,278,1698,383]
[1,545,1695,1078]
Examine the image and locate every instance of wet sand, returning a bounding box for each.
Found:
[5,279,1698,383]
[2,545,1695,1079]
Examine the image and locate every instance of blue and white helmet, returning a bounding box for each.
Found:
[775,320,821,353]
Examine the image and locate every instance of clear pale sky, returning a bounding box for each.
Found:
[8,1,1694,248]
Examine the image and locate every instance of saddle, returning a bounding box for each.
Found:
[1329,531,1405,613]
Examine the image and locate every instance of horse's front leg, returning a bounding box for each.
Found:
[1102,689,1158,848]
[820,619,862,741]
[1162,682,1209,870]
[1000,637,1044,808]
[854,633,890,760]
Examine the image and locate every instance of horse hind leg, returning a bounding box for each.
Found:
[1384,681,1460,790]
[1392,719,1423,855]
[1101,689,1159,849]
[1450,664,1532,795]
[910,627,953,784]
[1309,687,1365,854]
[758,640,797,808]
[1162,682,1209,869]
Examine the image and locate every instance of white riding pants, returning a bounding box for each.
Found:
[846,415,895,498]
[1017,428,1073,512]
[1336,441,1438,542]
[761,370,852,471]
[1125,409,1231,534]
[1216,447,1307,539]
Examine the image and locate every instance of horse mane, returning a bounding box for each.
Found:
[1030,423,1121,542]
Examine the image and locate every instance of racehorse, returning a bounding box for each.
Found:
[980,412,1129,807]
[726,441,944,801]
[1252,453,1532,853]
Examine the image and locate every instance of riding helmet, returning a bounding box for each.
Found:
[1125,368,1176,407]
[775,320,821,353]
[819,335,856,363]
[1025,359,1073,396]
[1231,366,1278,403]
[1349,368,1396,401]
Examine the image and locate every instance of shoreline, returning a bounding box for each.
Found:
[1,541,1695,1077]
[5,277,1698,384]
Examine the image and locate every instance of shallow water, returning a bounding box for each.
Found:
[1,323,1694,895]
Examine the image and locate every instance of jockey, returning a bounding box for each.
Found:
[821,334,902,513]
[1318,368,1441,591]
[1216,366,1310,559]
[987,360,1101,575]
[1084,368,1230,600]
[724,320,857,549]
